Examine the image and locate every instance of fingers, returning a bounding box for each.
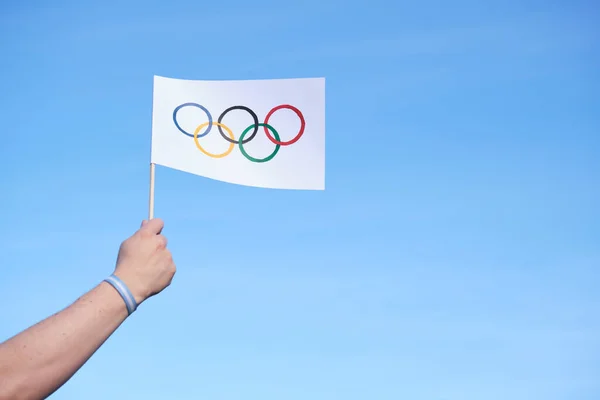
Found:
[156,234,168,249]
[162,248,174,264]
[162,249,176,278]
[137,219,168,249]
[139,218,164,236]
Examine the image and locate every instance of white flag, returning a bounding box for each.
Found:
[151,75,325,190]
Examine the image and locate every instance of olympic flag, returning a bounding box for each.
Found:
[151,75,325,190]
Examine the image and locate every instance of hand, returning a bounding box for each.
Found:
[113,218,176,304]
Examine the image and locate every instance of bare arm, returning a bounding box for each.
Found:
[0,218,176,400]
[0,283,128,399]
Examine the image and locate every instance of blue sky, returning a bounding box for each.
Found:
[0,0,598,399]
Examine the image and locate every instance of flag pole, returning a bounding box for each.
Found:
[148,162,156,219]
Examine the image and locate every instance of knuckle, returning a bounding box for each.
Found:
[164,251,176,271]
[155,235,168,249]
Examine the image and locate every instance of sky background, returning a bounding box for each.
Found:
[0,1,598,399]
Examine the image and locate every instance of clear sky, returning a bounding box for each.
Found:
[0,1,598,399]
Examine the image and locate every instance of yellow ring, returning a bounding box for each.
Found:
[193,122,235,158]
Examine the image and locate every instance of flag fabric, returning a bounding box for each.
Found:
[151,75,325,190]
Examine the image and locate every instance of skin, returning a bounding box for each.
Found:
[0,218,176,400]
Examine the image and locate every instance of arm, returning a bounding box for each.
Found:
[0,218,176,400]
[0,283,128,399]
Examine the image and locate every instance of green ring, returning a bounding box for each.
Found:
[238,123,281,163]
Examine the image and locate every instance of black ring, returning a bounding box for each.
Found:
[217,105,259,144]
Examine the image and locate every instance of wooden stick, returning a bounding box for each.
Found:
[148,163,155,220]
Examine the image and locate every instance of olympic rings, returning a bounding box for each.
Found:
[173,103,213,138]
[263,104,305,146]
[172,103,305,162]
[239,123,281,163]
[217,106,259,145]
[193,122,235,158]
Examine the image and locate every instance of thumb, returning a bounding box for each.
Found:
[140,218,164,235]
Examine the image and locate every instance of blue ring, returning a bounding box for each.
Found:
[173,103,213,138]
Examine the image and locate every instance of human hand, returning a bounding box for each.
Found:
[113,218,176,304]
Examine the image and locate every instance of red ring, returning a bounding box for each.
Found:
[263,104,305,146]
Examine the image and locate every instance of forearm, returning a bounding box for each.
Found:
[0,282,129,400]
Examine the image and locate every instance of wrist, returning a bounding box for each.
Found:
[112,272,149,305]
[103,274,139,315]
[98,282,131,318]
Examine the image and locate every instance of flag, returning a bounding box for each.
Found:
[151,75,325,190]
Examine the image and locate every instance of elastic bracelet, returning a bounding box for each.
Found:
[103,274,138,315]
